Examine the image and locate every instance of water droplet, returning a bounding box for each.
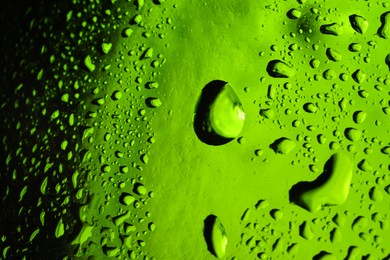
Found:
[349,15,368,34]
[323,69,337,80]
[270,137,296,155]
[287,243,299,255]
[344,128,361,142]
[55,218,65,238]
[332,213,346,226]
[313,251,337,260]
[378,11,390,39]
[352,69,366,83]
[270,209,283,220]
[141,48,154,59]
[133,183,147,195]
[303,102,317,113]
[267,84,276,99]
[317,134,326,144]
[385,53,390,70]
[357,159,372,172]
[120,193,135,206]
[146,81,159,89]
[326,48,342,62]
[381,146,390,155]
[353,111,366,124]
[330,228,342,243]
[299,221,313,240]
[345,246,361,260]
[255,199,269,209]
[369,187,383,201]
[101,42,112,54]
[260,108,274,119]
[204,215,228,258]
[146,97,162,108]
[194,80,245,145]
[351,216,367,231]
[289,153,353,212]
[320,23,342,36]
[112,91,122,100]
[122,27,134,37]
[310,59,321,68]
[287,9,301,19]
[241,208,251,222]
[133,14,143,24]
[349,43,362,52]
[266,60,295,78]
[84,55,95,72]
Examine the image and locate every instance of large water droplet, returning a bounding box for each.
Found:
[203,215,228,258]
[194,80,245,145]
[289,153,353,212]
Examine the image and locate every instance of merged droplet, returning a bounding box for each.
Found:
[378,11,390,39]
[194,80,245,145]
[289,153,353,212]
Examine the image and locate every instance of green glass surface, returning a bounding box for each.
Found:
[0,0,389,259]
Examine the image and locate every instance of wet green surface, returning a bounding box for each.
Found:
[0,0,389,259]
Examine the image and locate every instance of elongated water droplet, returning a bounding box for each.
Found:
[266,60,295,78]
[378,11,390,39]
[320,23,342,36]
[385,53,390,71]
[204,215,228,258]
